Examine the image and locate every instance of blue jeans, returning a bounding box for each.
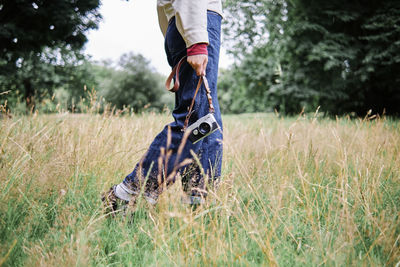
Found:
[123,11,223,202]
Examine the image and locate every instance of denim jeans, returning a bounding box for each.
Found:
[122,11,223,202]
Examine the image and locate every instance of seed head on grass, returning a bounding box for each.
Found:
[0,112,399,265]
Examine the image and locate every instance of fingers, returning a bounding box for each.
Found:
[187,54,208,76]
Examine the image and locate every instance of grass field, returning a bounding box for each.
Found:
[0,112,399,266]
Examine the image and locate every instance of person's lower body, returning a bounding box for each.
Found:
[103,11,222,212]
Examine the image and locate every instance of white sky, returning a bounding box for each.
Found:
[84,0,232,76]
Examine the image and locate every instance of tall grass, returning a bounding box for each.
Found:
[0,112,399,266]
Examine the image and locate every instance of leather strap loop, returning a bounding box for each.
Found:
[165,56,187,92]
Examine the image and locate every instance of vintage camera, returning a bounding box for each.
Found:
[186,113,220,144]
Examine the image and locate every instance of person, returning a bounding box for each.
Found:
[102,0,223,215]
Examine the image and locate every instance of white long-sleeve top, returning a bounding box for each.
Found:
[157,0,222,48]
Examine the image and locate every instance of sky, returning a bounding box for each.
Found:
[84,0,233,76]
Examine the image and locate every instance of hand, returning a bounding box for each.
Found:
[187,54,208,76]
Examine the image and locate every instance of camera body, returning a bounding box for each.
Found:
[186,113,220,144]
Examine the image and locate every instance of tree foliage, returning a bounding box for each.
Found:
[94,53,173,112]
[0,48,96,113]
[222,0,400,116]
[0,0,101,62]
[0,0,101,111]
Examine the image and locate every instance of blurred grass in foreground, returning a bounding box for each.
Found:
[0,112,399,266]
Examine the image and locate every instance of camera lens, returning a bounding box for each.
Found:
[198,122,211,135]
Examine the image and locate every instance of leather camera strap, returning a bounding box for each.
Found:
[165,56,215,131]
[165,56,187,93]
[183,76,203,131]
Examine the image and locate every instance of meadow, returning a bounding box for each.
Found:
[0,111,399,266]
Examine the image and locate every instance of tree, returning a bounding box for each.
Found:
[222,0,400,116]
[1,0,101,61]
[95,53,173,112]
[0,48,97,113]
[0,0,101,110]
[283,0,400,115]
